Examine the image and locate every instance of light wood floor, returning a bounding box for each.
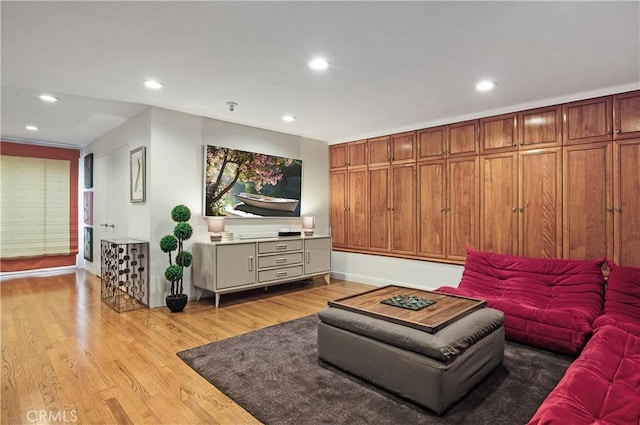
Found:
[1,271,372,425]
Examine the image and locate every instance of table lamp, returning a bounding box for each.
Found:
[207,217,225,241]
[302,216,316,236]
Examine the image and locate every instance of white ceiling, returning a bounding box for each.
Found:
[2,1,639,147]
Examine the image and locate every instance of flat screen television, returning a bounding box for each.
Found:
[204,145,302,218]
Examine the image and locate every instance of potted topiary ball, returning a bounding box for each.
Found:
[160,204,193,312]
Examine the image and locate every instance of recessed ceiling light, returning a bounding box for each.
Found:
[25,125,38,131]
[476,80,496,91]
[39,94,58,102]
[283,115,296,122]
[307,57,330,71]
[144,80,164,89]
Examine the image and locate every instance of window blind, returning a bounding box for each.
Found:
[0,141,79,272]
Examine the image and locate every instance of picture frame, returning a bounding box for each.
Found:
[84,153,93,188]
[84,227,93,261]
[83,191,93,225]
[130,146,146,203]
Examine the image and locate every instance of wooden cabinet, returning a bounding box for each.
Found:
[480,113,518,153]
[368,136,390,166]
[518,148,562,258]
[329,170,347,247]
[563,142,613,261]
[613,139,640,266]
[447,156,480,261]
[613,91,640,140]
[348,140,367,167]
[417,160,446,259]
[329,144,347,169]
[347,168,369,249]
[216,243,258,290]
[563,96,612,145]
[448,120,479,157]
[391,163,416,254]
[329,169,368,249]
[480,152,518,255]
[518,105,562,149]
[368,166,390,252]
[417,125,447,160]
[193,236,331,308]
[390,131,416,163]
[479,149,562,258]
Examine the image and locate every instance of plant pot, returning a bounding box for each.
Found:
[166,293,188,313]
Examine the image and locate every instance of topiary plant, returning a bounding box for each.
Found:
[160,204,193,297]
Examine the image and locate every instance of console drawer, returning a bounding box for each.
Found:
[258,239,303,254]
[258,252,303,268]
[258,265,303,283]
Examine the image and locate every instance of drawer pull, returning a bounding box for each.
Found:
[276,271,288,277]
[276,258,287,263]
[306,251,311,263]
[276,244,287,250]
[248,256,254,271]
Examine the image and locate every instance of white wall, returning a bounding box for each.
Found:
[331,251,464,290]
[82,108,151,276]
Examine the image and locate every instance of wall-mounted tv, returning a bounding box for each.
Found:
[204,145,302,218]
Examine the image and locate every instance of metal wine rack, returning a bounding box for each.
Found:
[100,238,149,312]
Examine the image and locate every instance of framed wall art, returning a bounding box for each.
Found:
[130,146,146,203]
[83,191,93,225]
[84,153,93,188]
[83,227,93,261]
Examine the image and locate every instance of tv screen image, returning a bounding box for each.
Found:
[204,145,302,217]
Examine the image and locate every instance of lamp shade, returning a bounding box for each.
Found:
[302,216,316,229]
[207,217,225,233]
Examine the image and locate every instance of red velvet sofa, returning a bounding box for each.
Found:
[436,249,606,355]
[528,262,640,424]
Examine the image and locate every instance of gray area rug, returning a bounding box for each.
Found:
[177,315,573,425]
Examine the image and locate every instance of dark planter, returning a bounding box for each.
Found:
[166,293,188,312]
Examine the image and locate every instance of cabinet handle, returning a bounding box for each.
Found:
[606,207,613,212]
[615,207,622,213]
[306,251,311,263]
[441,208,446,212]
[276,271,288,277]
[512,207,517,212]
[615,129,621,134]
[276,258,287,263]
[276,244,287,250]
[248,256,254,271]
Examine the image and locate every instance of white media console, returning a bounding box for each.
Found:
[192,235,331,308]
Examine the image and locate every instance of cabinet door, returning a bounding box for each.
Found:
[563,142,613,260]
[417,126,447,160]
[329,171,348,248]
[304,237,332,274]
[368,166,390,252]
[613,91,640,141]
[417,160,446,259]
[391,131,416,163]
[480,153,518,255]
[368,136,390,166]
[391,163,416,254]
[613,140,640,266]
[347,168,368,249]
[518,105,562,149]
[447,156,479,261]
[216,243,257,289]
[329,144,347,169]
[448,120,479,157]
[563,96,612,145]
[480,113,518,153]
[519,148,562,258]
[348,140,367,167]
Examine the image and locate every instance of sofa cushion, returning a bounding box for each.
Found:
[593,261,640,336]
[527,325,640,425]
[437,249,605,354]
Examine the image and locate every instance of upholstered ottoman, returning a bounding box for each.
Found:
[317,306,505,415]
